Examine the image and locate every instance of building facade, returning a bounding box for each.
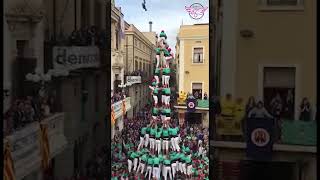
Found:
[216,0,317,120]
[176,24,209,98]
[212,0,317,179]
[175,24,210,128]
[110,3,131,137]
[3,0,112,179]
[124,24,155,118]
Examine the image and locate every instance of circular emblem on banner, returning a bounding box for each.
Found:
[188,101,195,108]
[185,3,208,20]
[251,128,270,147]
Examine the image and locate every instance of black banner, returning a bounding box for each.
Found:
[186,99,197,113]
[246,118,274,161]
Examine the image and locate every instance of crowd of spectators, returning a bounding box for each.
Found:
[186,92,208,100]
[212,93,314,142]
[3,92,58,136]
[111,91,127,104]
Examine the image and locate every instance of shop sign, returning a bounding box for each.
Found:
[126,76,141,85]
[53,46,100,71]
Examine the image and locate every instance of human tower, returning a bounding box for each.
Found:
[126,30,193,180]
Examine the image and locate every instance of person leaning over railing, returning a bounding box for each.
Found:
[248,101,273,119]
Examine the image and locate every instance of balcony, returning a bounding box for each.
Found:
[111,50,124,73]
[4,113,67,180]
[212,116,317,153]
[112,97,131,119]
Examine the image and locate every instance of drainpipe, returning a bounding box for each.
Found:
[53,0,56,41]
[74,0,77,31]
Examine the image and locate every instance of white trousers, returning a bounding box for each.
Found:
[128,159,133,173]
[153,167,160,179]
[187,165,193,176]
[149,138,155,149]
[182,163,187,175]
[137,162,145,174]
[174,137,180,151]
[165,75,170,86]
[163,166,172,180]
[162,75,166,86]
[162,95,166,104]
[155,139,161,154]
[171,163,177,178]
[162,140,169,151]
[163,95,170,106]
[156,55,160,68]
[133,158,138,171]
[144,134,149,147]
[170,137,176,151]
[138,136,144,150]
[153,95,158,105]
[154,75,159,84]
[145,166,152,180]
[162,56,167,68]
[178,162,183,172]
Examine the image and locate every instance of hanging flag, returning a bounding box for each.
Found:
[246,117,274,161]
[122,100,126,116]
[4,140,16,180]
[186,98,197,113]
[119,8,125,39]
[39,124,50,170]
[111,106,116,126]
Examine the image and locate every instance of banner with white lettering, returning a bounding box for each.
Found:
[126,76,141,85]
[53,46,100,71]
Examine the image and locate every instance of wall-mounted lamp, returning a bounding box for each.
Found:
[240,29,255,39]
[185,71,190,74]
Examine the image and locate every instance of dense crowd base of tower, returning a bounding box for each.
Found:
[111,30,210,180]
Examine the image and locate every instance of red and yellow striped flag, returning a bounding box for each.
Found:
[122,100,126,116]
[39,124,50,170]
[111,106,116,125]
[4,140,16,180]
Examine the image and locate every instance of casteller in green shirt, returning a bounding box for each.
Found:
[163,159,171,166]
[155,130,162,138]
[162,128,169,138]
[150,127,157,136]
[153,156,160,165]
[162,68,171,75]
[162,88,171,95]
[141,127,147,136]
[147,157,154,166]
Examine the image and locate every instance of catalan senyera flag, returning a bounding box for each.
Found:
[4,140,16,180]
[111,106,116,125]
[122,100,126,116]
[39,124,50,170]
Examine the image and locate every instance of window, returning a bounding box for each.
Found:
[263,67,296,119]
[259,0,304,8]
[135,60,138,71]
[192,83,203,99]
[193,47,204,63]
[135,39,137,46]
[266,0,298,6]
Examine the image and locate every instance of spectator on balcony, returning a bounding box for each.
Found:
[270,93,282,111]
[234,98,245,137]
[220,93,235,120]
[245,96,256,117]
[299,97,311,121]
[203,92,208,100]
[248,101,273,119]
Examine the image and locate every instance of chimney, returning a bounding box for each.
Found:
[149,21,152,32]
